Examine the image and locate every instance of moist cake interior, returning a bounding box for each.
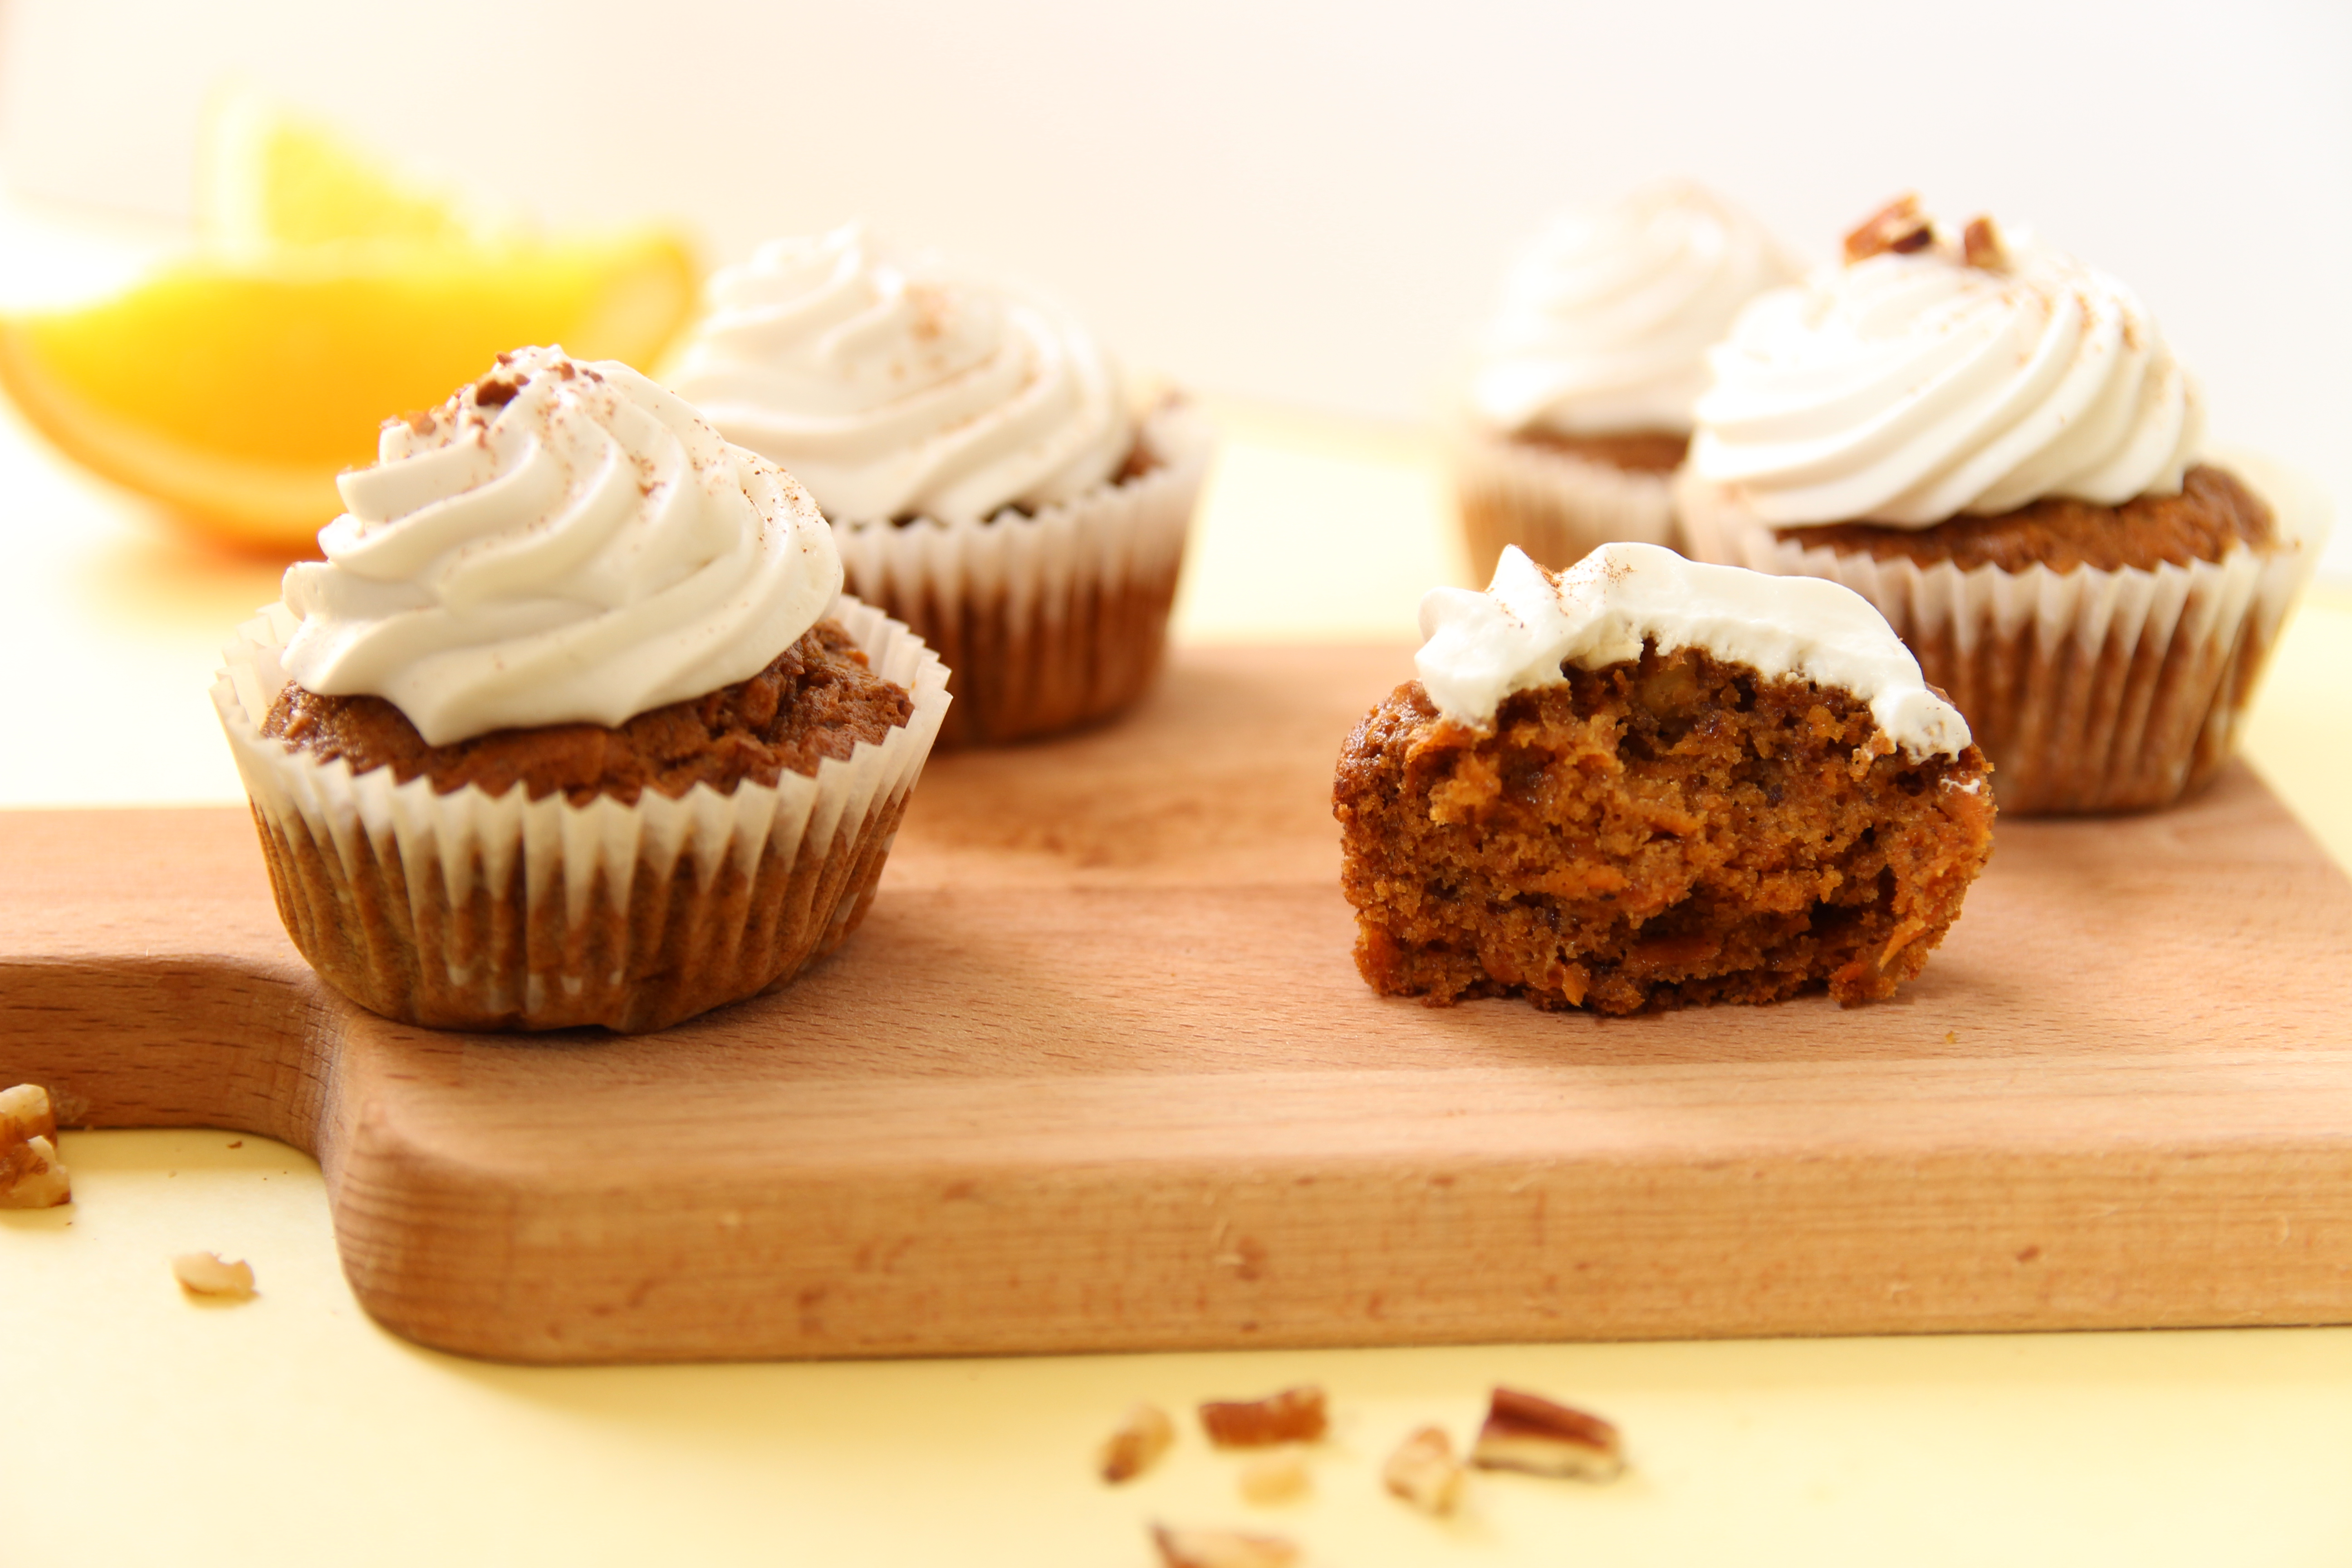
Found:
[1336,642,1994,1014]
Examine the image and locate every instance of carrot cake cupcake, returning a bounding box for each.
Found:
[663,223,1210,746]
[1336,543,1993,1014]
[1454,182,1797,578]
[212,346,951,1033]
[1678,196,2318,813]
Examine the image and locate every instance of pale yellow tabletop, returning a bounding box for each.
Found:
[4,218,2352,1566]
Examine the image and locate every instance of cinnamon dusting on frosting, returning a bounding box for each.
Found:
[280,346,843,746]
[664,223,1131,525]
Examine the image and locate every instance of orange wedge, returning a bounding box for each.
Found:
[0,95,697,554]
[0,238,697,552]
[197,90,523,253]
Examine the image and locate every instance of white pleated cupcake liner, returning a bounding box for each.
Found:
[1676,469,2324,814]
[830,400,1210,745]
[1449,423,1680,583]
[213,594,951,1032]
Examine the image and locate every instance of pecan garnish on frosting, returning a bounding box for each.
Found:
[1962,215,2008,271]
[1843,194,1935,264]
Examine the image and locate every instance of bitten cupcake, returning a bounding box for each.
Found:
[1677,197,2319,815]
[1337,543,1992,1014]
[663,223,1210,747]
[1453,181,1797,578]
[212,346,951,1033]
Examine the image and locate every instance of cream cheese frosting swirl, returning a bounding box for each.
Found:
[1469,182,1798,437]
[278,346,842,747]
[1690,220,2203,526]
[663,223,1132,525]
[1416,543,1970,759]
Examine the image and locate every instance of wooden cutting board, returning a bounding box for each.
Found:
[6,645,2352,1364]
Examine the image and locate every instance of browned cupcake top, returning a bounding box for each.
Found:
[1517,427,1690,475]
[1774,464,2274,574]
[263,618,911,805]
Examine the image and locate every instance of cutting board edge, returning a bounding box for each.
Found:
[320,1116,2352,1363]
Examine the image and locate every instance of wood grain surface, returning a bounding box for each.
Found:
[5,645,2352,1364]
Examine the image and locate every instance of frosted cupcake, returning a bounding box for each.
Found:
[1454,182,1797,578]
[664,224,1210,747]
[213,347,950,1032]
[1678,197,2319,815]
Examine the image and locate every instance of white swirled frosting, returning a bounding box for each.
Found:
[663,223,1132,525]
[278,346,843,747]
[1469,182,1798,437]
[1690,220,2203,526]
[1416,543,1970,759]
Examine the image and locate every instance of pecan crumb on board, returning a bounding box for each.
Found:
[1098,1401,1176,1483]
[1200,1385,1327,1447]
[1151,1523,1300,1568]
[1238,1450,1310,1504]
[1469,1386,1625,1480]
[1382,1424,1465,1514]
[0,1084,70,1209]
[171,1252,257,1301]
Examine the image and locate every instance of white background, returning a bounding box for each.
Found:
[4,15,2352,1563]
[1,0,2345,568]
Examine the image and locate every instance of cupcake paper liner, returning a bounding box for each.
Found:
[213,595,951,1033]
[1450,423,1680,582]
[1676,466,2324,815]
[831,400,1210,747]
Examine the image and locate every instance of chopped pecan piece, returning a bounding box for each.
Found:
[1962,215,2008,270]
[1,1083,56,1145]
[1099,1401,1176,1483]
[0,1136,69,1209]
[1469,1386,1624,1480]
[171,1252,257,1300]
[1151,1523,1300,1568]
[1237,1450,1310,1504]
[1200,1385,1327,1447]
[1382,1424,1465,1515]
[1843,194,1935,263]
[0,1084,70,1209]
